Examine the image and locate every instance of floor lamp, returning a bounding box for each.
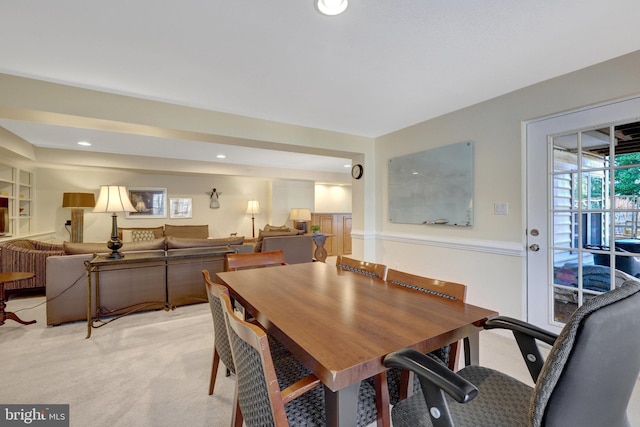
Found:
[92,185,137,258]
[62,192,96,243]
[246,200,260,238]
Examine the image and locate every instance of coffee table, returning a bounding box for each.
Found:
[0,272,37,326]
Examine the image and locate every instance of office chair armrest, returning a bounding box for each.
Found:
[484,316,558,345]
[384,348,477,427]
[484,316,558,382]
[384,348,478,403]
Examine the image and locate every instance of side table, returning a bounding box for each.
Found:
[311,234,334,263]
[0,272,37,326]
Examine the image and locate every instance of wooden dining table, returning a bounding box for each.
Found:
[216,262,497,427]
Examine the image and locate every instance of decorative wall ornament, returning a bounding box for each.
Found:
[207,188,222,209]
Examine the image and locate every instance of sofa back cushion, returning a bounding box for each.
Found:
[260,234,313,264]
[165,236,244,249]
[255,228,302,252]
[262,224,292,232]
[63,238,166,255]
[164,224,209,239]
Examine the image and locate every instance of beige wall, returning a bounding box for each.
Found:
[36,167,272,242]
[32,168,348,242]
[373,50,640,318]
[314,184,352,213]
[4,51,640,321]
[0,71,375,247]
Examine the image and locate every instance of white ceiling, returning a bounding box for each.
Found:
[1,0,640,173]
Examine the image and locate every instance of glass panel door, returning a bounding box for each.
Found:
[551,121,640,323]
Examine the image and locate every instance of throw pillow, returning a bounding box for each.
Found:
[131,229,156,242]
[118,227,164,240]
[121,230,133,242]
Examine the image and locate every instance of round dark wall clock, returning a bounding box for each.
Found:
[351,164,364,179]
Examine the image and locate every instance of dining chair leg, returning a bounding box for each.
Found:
[210,349,220,395]
[399,370,414,401]
[374,372,391,427]
[231,385,243,427]
[448,341,459,371]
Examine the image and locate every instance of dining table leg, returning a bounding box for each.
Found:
[324,382,360,427]
[463,330,481,366]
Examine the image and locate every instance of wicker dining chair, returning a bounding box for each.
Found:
[386,269,466,372]
[220,291,380,426]
[367,269,467,425]
[202,270,292,426]
[384,279,640,427]
[226,250,287,271]
[335,255,387,280]
[224,250,288,320]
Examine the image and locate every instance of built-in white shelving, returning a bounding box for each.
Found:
[0,164,33,238]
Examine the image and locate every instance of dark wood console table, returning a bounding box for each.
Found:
[0,272,37,326]
[85,247,233,338]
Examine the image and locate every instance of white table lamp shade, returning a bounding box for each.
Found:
[290,208,311,221]
[93,185,136,213]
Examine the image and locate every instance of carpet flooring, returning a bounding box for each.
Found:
[1,296,235,426]
[1,295,638,426]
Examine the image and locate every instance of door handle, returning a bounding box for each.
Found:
[529,244,540,252]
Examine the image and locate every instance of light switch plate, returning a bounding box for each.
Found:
[494,202,509,215]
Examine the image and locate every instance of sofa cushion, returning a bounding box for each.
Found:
[259,234,314,264]
[254,229,303,252]
[164,224,209,239]
[126,229,157,242]
[118,226,164,240]
[165,236,244,249]
[257,229,302,240]
[262,224,291,232]
[63,238,165,255]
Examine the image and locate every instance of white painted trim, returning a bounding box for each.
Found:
[352,229,524,257]
[350,229,377,240]
[0,231,57,243]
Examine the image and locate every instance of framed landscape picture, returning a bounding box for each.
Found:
[170,198,193,219]
[126,187,167,218]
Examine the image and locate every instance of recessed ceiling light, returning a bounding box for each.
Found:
[77,141,91,146]
[216,154,226,159]
[316,0,348,16]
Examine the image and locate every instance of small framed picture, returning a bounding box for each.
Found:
[170,198,193,219]
[126,187,167,218]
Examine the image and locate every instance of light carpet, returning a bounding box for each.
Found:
[2,295,639,426]
[1,296,235,426]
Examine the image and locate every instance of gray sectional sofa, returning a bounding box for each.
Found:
[45,236,246,326]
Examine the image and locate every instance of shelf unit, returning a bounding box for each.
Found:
[0,164,33,238]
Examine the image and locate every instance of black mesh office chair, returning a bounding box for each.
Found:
[383,279,640,427]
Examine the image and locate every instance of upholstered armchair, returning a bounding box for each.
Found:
[0,239,64,291]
